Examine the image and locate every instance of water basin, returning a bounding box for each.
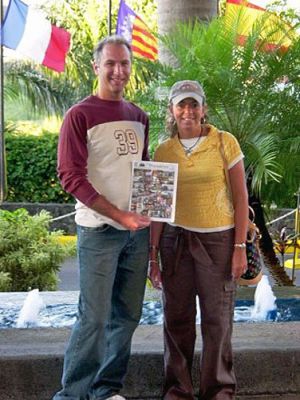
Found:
[0,298,299,329]
[1,276,299,328]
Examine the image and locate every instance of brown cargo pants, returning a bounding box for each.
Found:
[160,225,237,400]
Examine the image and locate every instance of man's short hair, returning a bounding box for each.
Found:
[93,35,132,64]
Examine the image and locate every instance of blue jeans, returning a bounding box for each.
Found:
[53,224,149,400]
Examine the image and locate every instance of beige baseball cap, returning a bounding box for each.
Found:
[169,80,206,105]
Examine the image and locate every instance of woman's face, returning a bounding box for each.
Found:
[171,97,205,134]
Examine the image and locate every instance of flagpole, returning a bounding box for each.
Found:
[0,0,7,204]
[108,0,112,35]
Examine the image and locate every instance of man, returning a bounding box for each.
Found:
[53,35,150,400]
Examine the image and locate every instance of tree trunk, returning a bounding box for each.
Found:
[249,191,294,286]
[158,0,219,63]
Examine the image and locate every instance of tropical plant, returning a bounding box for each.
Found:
[4,0,104,118]
[4,62,72,118]
[4,0,159,119]
[157,0,219,64]
[0,208,70,291]
[152,16,300,205]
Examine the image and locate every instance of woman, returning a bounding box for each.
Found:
[149,80,248,400]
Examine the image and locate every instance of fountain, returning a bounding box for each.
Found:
[1,275,298,328]
[251,275,277,321]
[16,289,45,328]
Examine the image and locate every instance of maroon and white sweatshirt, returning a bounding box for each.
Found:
[57,95,149,229]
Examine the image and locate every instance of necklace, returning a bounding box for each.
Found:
[178,132,202,155]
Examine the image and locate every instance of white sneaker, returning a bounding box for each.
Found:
[105,396,126,400]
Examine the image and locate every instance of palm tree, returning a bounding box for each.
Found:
[4,0,161,119]
[3,0,102,119]
[158,0,219,62]
[158,0,218,33]
[4,62,72,118]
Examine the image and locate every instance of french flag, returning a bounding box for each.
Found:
[1,0,71,72]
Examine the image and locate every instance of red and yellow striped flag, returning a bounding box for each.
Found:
[116,0,158,61]
[225,0,297,51]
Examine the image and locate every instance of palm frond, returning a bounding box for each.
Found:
[4,62,68,117]
[154,16,299,204]
[245,134,282,190]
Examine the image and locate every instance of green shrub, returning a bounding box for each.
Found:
[5,131,73,203]
[0,208,70,292]
[0,272,12,291]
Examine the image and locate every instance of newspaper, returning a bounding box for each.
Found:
[129,161,178,222]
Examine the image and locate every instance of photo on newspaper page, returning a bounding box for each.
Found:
[129,161,178,222]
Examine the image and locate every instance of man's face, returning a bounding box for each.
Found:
[94,43,132,100]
